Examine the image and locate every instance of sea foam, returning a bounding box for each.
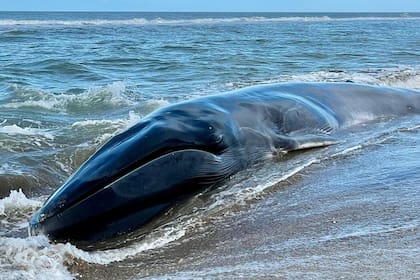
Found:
[0,236,74,280]
[228,67,420,90]
[0,15,419,27]
[0,189,187,279]
[0,189,41,217]
[0,124,54,140]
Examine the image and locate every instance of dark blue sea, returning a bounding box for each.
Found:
[0,12,419,279]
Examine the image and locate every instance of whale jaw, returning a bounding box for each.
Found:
[29,149,230,243]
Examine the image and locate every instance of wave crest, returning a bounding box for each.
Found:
[1,81,136,113]
[0,15,419,27]
[0,189,41,217]
[229,67,420,90]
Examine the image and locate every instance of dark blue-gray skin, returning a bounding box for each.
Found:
[29,83,420,242]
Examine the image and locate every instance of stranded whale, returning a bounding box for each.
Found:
[29,82,420,242]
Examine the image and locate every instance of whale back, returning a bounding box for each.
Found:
[265,83,420,127]
[202,82,419,155]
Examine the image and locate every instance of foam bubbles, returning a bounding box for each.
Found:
[0,225,187,279]
[206,158,321,213]
[0,189,41,217]
[229,68,420,90]
[74,227,186,265]
[0,236,74,280]
[0,187,187,279]
[295,68,420,89]
[0,124,54,140]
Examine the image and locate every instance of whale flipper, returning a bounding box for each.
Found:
[274,134,338,151]
[288,134,338,150]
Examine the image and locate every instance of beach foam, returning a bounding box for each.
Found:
[0,236,74,280]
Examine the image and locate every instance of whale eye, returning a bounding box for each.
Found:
[204,123,226,148]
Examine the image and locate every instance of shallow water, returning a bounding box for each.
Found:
[0,12,419,279]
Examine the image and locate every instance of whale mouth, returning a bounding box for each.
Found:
[98,145,223,197]
[40,146,220,218]
[29,148,227,242]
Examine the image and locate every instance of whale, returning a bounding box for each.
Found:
[29,82,420,242]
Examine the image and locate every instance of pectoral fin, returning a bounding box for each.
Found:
[274,134,338,151]
[291,135,338,150]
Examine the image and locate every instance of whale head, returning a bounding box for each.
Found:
[29,101,241,242]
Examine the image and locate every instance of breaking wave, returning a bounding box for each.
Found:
[0,81,136,113]
[0,189,41,217]
[229,67,420,90]
[0,124,54,140]
[0,15,419,27]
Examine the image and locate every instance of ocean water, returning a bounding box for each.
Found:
[0,12,419,279]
